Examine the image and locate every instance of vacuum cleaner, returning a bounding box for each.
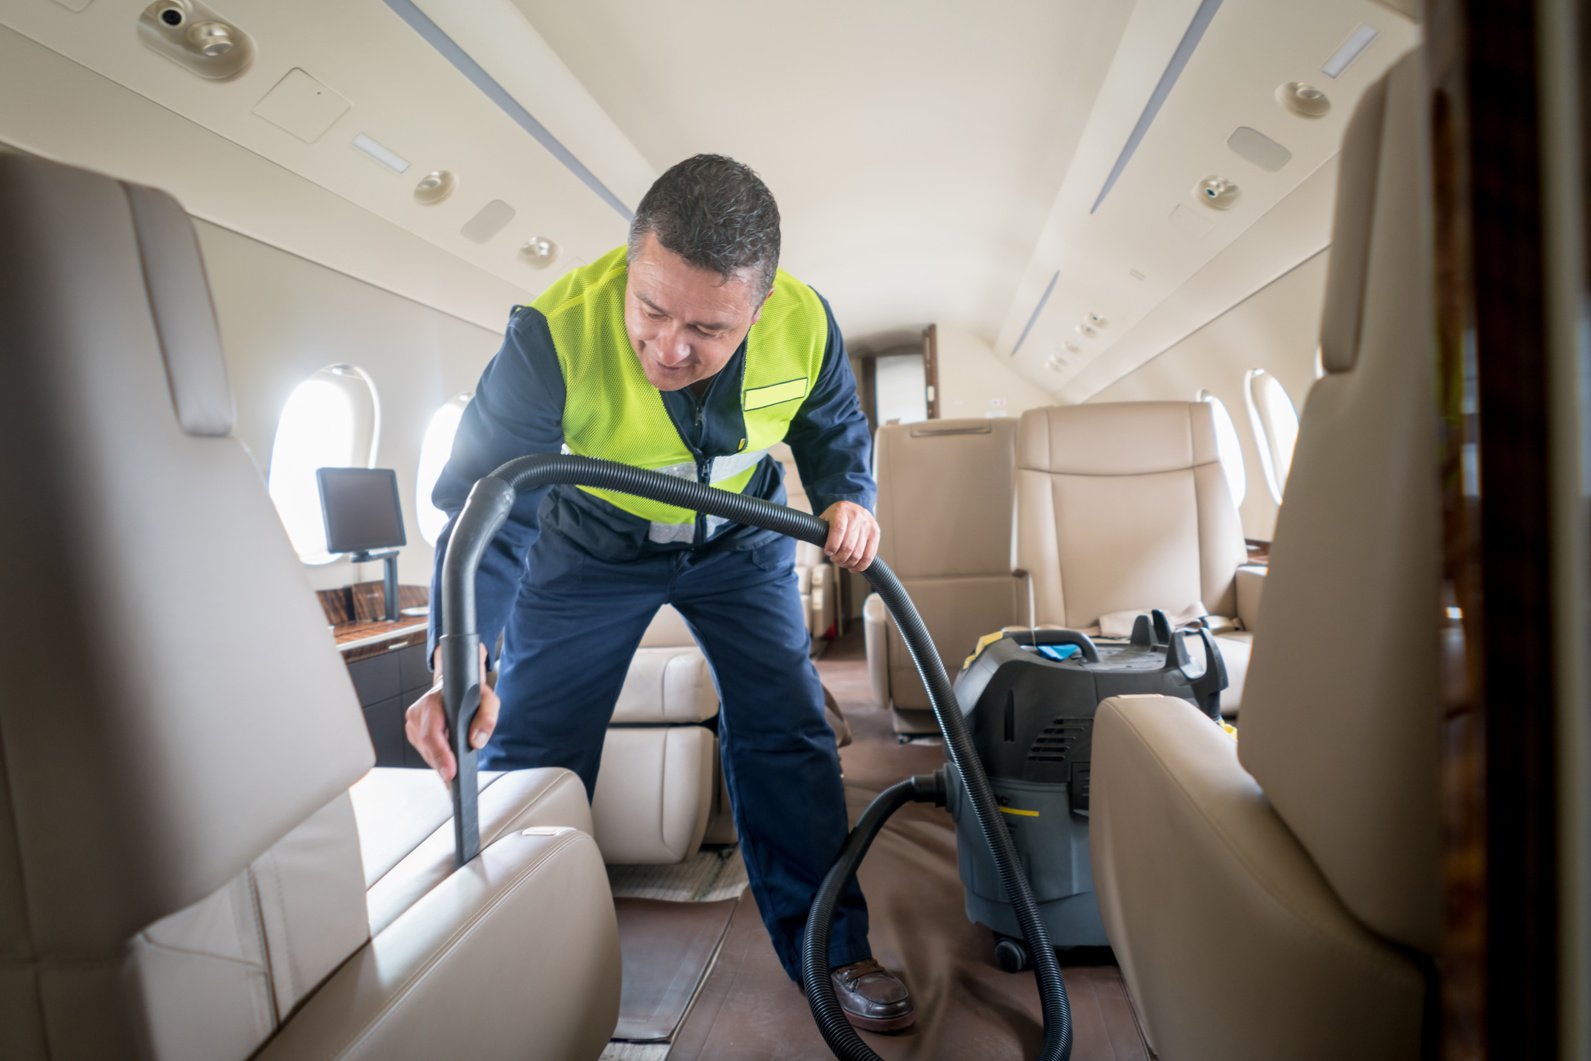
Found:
[438,453,1077,1061]
[947,618,1228,970]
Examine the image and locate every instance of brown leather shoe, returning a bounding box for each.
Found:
[830,958,915,1033]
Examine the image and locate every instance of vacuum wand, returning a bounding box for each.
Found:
[438,453,1072,1059]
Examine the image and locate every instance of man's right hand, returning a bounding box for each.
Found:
[405,643,499,783]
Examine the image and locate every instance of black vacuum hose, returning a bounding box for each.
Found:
[440,454,1072,1061]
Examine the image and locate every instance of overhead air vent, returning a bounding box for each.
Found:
[139,0,255,80]
[1276,82,1331,118]
[1194,175,1240,210]
[520,237,560,269]
[413,170,458,204]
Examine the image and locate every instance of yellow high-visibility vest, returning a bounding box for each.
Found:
[534,245,827,543]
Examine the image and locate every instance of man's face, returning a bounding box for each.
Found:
[625,231,767,392]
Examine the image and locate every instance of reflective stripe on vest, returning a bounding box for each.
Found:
[534,245,827,542]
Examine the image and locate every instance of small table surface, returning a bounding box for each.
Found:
[332,615,428,658]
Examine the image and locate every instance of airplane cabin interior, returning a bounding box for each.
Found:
[0,0,1586,1059]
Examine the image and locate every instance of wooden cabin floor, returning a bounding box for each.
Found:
[617,627,1153,1060]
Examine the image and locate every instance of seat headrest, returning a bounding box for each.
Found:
[1017,402,1221,477]
[875,417,1017,577]
[122,183,235,436]
[1318,75,1389,375]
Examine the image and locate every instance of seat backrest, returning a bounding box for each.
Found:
[1238,53,1442,954]
[0,153,376,1057]
[874,418,1021,704]
[1015,401,1247,628]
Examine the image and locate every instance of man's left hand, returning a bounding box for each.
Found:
[818,501,880,572]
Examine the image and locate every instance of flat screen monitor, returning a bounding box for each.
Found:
[317,467,407,556]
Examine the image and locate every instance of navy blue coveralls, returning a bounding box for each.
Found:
[427,290,875,980]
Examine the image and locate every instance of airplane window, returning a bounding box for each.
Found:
[266,365,378,564]
[1244,369,1300,504]
[416,395,470,545]
[1197,389,1247,506]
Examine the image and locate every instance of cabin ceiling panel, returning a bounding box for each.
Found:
[510,0,1134,343]
[0,0,654,327]
[0,25,529,331]
[995,0,1417,399]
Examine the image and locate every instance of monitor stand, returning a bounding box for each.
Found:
[351,549,401,622]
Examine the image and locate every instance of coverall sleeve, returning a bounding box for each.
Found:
[782,292,877,515]
[426,307,566,669]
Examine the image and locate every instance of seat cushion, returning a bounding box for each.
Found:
[592,726,716,864]
[257,827,620,1061]
[350,767,593,935]
[611,645,719,724]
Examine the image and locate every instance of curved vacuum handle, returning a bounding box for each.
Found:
[1012,627,1101,662]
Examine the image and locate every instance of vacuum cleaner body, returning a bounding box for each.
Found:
[946,617,1226,955]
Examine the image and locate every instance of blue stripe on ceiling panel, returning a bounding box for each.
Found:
[1090,0,1225,215]
[1011,270,1061,358]
[382,0,633,221]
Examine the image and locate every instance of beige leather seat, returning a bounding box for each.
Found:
[773,442,838,640]
[596,605,724,861]
[1089,52,1437,1060]
[864,419,1023,733]
[1015,401,1261,716]
[0,153,621,1059]
[600,602,852,858]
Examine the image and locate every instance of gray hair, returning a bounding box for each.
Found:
[627,154,781,300]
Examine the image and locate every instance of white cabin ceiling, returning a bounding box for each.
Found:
[0,0,1417,398]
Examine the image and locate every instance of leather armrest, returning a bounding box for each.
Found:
[1091,695,1424,1059]
[1235,564,1267,631]
[863,593,889,708]
[352,768,595,936]
[257,828,620,1060]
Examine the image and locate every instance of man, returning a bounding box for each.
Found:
[406,154,913,1032]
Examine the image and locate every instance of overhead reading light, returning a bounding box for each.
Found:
[1277,81,1331,117]
[520,237,560,269]
[1063,341,1082,355]
[1321,23,1378,79]
[413,170,457,204]
[186,21,234,57]
[138,0,254,80]
[1075,323,1097,339]
[352,134,410,174]
[1195,175,1240,210]
[1087,312,1108,327]
[1046,354,1067,372]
